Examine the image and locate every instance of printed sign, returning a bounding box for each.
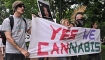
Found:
[37,0,53,21]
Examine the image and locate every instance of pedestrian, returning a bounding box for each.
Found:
[73,12,85,60]
[58,18,70,60]
[1,1,31,60]
[87,22,102,60]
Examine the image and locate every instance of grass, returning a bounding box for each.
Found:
[101,45,105,60]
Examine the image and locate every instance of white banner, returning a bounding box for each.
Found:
[28,17,101,58]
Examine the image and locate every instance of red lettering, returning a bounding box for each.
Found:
[37,42,49,55]
[50,25,62,40]
[60,29,70,40]
[51,43,59,54]
[68,30,78,39]
[60,29,78,40]
[61,43,69,54]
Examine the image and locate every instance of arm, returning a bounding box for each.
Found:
[27,27,31,34]
[5,31,29,57]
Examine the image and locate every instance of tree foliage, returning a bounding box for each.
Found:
[0,0,6,24]
[0,0,105,38]
[2,0,39,19]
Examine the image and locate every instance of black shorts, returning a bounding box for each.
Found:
[5,53,25,60]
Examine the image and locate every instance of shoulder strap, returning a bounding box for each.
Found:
[9,16,14,30]
[9,16,27,32]
[22,18,27,32]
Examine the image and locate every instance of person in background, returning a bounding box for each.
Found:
[60,19,70,28]
[58,18,70,60]
[1,1,31,60]
[101,38,105,45]
[0,33,5,56]
[69,23,75,27]
[60,19,79,60]
[75,12,85,27]
[69,22,79,60]
[73,12,85,60]
[87,22,102,60]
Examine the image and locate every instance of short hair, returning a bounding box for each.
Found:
[60,19,69,25]
[90,22,97,28]
[70,23,75,27]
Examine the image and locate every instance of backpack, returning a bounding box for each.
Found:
[0,31,6,45]
[1,16,27,45]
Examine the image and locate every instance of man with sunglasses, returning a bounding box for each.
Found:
[1,1,31,60]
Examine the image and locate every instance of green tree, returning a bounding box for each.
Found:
[0,0,6,24]
[3,0,39,19]
[1,0,105,39]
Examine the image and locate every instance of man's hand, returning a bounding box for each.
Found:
[20,48,30,58]
[32,14,36,18]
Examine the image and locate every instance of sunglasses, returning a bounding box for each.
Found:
[16,4,25,8]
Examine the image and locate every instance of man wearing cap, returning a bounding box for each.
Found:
[1,1,31,60]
